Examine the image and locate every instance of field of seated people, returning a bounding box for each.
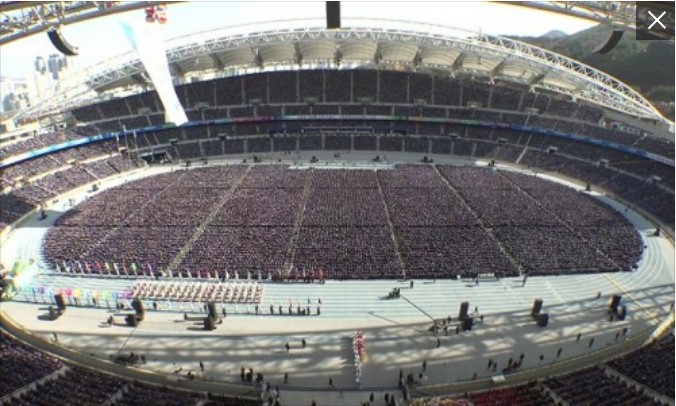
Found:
[40,164,643,280]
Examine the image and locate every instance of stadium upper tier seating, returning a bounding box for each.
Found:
[59,70,673,160]
[42,165,643,280]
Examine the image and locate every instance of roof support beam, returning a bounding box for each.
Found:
[293,42,303,65]
[451,50,465,72]
[210,54,225,71]
[334,48,342,67]
[170,62,185,78]
[529,72,547,86]
[490,60,508,78]
[253,48,264,69]
[373,42,382,65]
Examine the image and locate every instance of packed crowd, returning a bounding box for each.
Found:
[7,367,125,405]
[293,225,402,279]
[522,149,674,226]
[608,333,675,398]
[1,154,141,229]
[181,226,294,277]
[0,331,64,397]
[469,381,555,406]
[42,164,645,280]
[1,331,257,405]
[397,226,517,278]
[544,367,662,406]
[0,193,36,228]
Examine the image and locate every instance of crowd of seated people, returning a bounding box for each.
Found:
[304,187,388,226]
[311,170,379,189]
[2,330,257,405]
[1,132,63,159]
[633,135,675,159]
[0,194,36,228]
[1,331,64,397]
[7,366,126,405]
[608,333,675,398]
[469,381,555,406]
[43,169,197,268]
[180,226,293,278]
[397,226,517,278]
[2,151,137,203]
[293,225,402,279]
[1,154,141,229]
[3,139,121,183]
[496,225,616,274]
[114,381,203,406]
[544,367,662,406]
[503,171,643,266]
[382,185,477,227]
[520,149,674,226]
[41,164,649,280]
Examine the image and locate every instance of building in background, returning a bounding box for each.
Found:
[0,76,29,113]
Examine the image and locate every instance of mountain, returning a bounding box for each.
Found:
[539,30,568,40]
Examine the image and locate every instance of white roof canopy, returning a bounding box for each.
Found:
[17,18,668,125]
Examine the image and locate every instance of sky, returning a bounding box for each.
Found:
[0,1,597,79]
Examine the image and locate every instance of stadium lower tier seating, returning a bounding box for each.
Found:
[1,331,258,405]
[544,367,662,406]
[1,154,141,228]
[469,381,555,406]
[0,331,64,397]
[4,327,672,406]
[608,333,675,398]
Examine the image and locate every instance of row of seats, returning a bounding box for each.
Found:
[72,71,604,122]
[1,331,258,405]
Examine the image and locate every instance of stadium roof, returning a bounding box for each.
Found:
[17,18,669,125]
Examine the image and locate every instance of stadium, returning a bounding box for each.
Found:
[0,2,674,406]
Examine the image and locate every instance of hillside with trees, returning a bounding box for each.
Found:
[513,25,675,120]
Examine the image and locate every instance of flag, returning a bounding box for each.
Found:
[122,261,129,275]
[84,261,91,274]
[113,263,120,276]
